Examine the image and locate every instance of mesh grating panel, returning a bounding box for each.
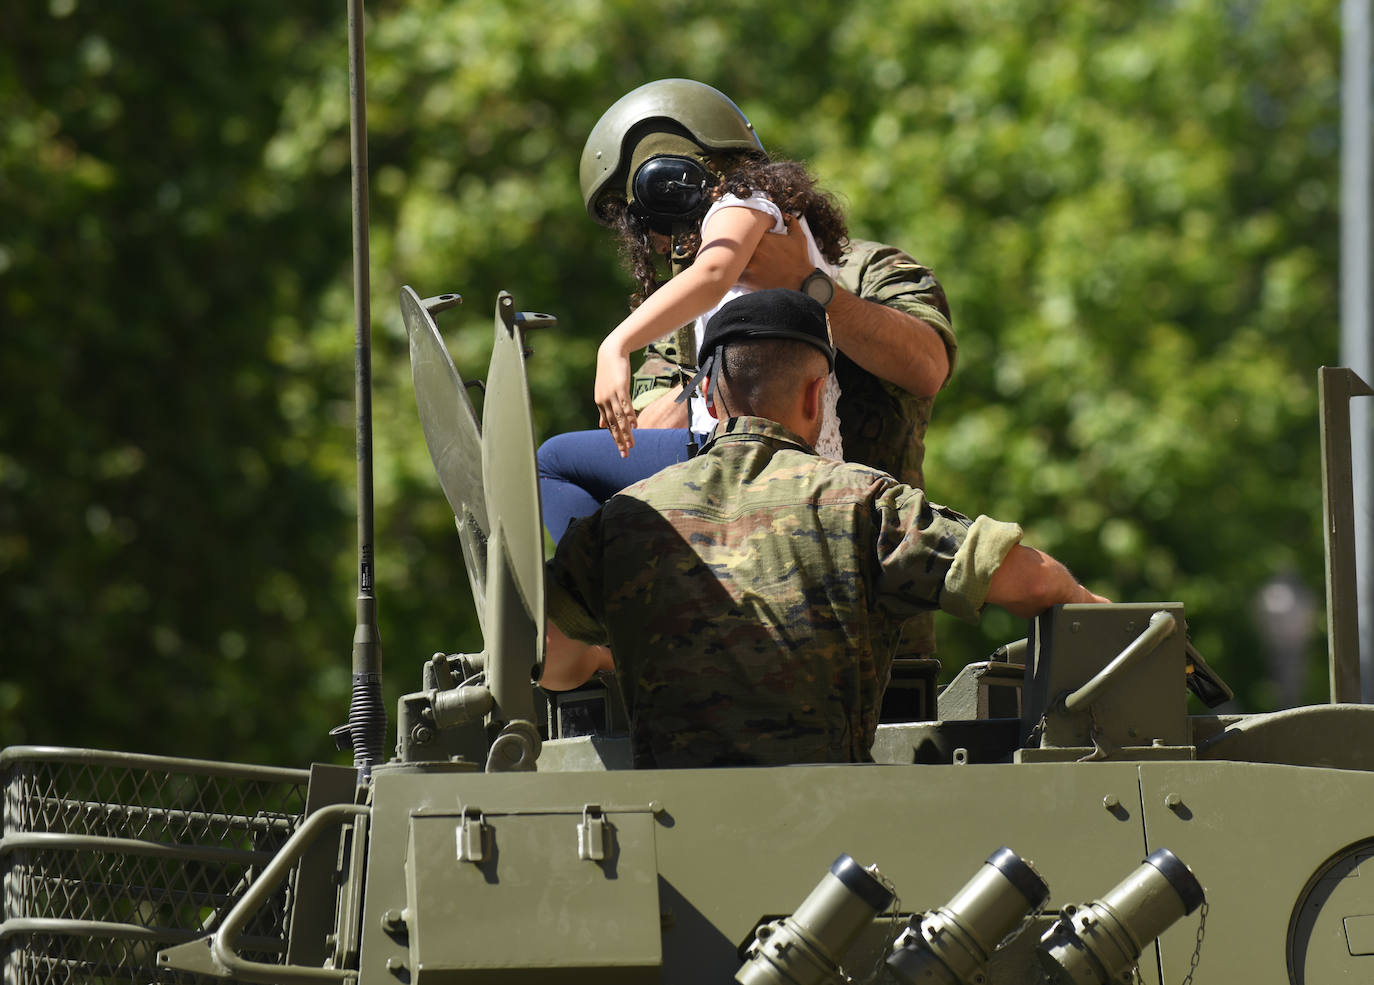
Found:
[2,748,311,985]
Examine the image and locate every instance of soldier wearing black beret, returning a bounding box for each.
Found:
[543,290,1107,770]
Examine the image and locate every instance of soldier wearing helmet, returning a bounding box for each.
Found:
[538,79,957,658]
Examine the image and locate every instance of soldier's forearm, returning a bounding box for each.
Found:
[986,545,1107,618]
[634,387,690,428]
[827,289,950,397]
[541,621,614,690]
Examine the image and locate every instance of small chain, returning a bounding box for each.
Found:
[1179,901,1209,985]
[996,893,1048,951]
[1129,898,1208,985]
[852,868,903,985]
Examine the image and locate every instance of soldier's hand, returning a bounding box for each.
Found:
[739,215,812,291]
[595,344,638,457]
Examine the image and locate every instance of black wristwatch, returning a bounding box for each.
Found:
[800,267,834,307]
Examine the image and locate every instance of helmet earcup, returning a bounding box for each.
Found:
[628,156,714,233]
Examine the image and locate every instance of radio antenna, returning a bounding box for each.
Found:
[337,0,386,775]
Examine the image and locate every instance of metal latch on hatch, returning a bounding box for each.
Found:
[578,805,607,861]
[456,807,486,862]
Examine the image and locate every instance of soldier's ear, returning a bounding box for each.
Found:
[704,374,721,419]
[801,374,826,423]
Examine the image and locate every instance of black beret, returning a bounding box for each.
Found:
[700,288,835,370]
[675,289,835,411]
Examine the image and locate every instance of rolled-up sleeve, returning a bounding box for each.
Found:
[940,515,1024,622]
[850,243,957,383]
[871,483,1021,623]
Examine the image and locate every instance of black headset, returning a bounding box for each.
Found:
[628,156,715,233]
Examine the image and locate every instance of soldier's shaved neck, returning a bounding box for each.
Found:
[713,340,829,436]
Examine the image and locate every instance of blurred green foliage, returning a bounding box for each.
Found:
[0,0,1341,763]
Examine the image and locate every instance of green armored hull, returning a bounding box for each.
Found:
[11,728,1374,983]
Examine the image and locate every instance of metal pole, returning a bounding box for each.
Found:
[1320,368,1372,702]
[346,0,385,772]
[1342,0,1373,700]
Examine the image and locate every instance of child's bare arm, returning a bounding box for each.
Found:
[595,206,772,455]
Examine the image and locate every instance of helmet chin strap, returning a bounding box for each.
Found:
[668,217,703,270]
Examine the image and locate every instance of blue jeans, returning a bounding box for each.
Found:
[538,428,697,543]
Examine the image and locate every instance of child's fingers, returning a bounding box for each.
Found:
[597,396,620,432]
[609,405,635,457]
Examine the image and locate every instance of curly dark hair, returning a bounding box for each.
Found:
[609,153,849,309]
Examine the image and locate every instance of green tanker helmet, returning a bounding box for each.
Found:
[579,78,766,226]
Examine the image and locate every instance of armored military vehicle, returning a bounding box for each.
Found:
[6,278,1374,985]
[7,6,1374,981]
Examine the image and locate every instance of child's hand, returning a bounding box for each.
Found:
[595,344,638,457]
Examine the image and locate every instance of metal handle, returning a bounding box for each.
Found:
[209,803,370,984]
[1062,611,1177,713]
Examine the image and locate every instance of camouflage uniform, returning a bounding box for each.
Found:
[631,239,956,654]
[830,240,954,486]
[545,416,1021,769]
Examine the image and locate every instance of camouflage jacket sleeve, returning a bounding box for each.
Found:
[831,240,957,488]
[630,334,693,411]
[837,239,957,382]
[545,514,611,645]
[869,481,1023,623]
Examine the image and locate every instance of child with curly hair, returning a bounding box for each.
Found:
[538,150,850,542]
[595,154,848,456]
